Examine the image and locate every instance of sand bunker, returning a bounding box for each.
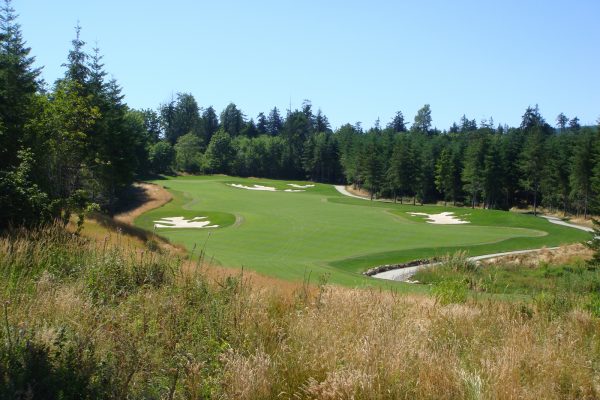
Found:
[229,184,277,191]
[407,212,469,225]
[229,183,309,192]
[288,183,315,189]
[154,216,219,229]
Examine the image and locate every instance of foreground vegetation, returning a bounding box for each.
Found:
[1,225,599,399]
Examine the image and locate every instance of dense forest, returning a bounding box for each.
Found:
[1,0,599,230]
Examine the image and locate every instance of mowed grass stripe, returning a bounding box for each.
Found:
[135,175,589,287]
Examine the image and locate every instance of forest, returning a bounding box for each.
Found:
[1,0,599,230]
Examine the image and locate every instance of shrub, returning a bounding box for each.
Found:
[432,279,469,305]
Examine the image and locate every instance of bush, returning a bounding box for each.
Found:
[432,279,469,305]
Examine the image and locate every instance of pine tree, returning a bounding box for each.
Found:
[256,112,267,134]
[520,126,546,215]
[267,107,283,135]
[387,111,407,132]
[201,106,219,143]
[0,0,41,169]
[570,129,594,218]
[63,23,89,89]
[435,148,453,206]
[220,102,244,136]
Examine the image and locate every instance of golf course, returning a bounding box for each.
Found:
[134,175,590,286]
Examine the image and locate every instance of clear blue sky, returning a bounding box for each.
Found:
[16,0,600,130]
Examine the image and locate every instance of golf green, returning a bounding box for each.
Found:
[135,176,590,287]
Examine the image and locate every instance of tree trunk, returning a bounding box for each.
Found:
[533,190,537,216]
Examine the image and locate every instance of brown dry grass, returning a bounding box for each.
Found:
[2,226,600,399]
[481,243,592,267]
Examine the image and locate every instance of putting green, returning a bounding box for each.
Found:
[136,176,589,287]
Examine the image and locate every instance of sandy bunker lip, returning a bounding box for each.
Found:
[407,211,469,225]
[154,216,219,229]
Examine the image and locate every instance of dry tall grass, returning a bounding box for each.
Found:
[1,226,599,399]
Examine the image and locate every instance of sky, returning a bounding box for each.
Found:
[15,0,600,130]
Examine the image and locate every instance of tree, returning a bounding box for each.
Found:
[241,119,258,138]
[0,149,52,228]
[0,0,41,170]
[162,93,201,144]
[174,133,202,173]
[459,115,477,133]
[570,129,594,218]
[519,125,546,215]
[435,148,453,206]
[200,106,219,143]
[387,111,407,132]
[256,112,267,134]
[220,102,244,136]
[205,129,234,173]
[314,109,331,133]
[556,112,568,131]
[267,107,283,135]
[140,108,162,143]
[462,133,487,208]
[360,136,383,199]
[148,141,174,174]
[412,104,432,134]
[569,117,581,132]
[387,135,419,204]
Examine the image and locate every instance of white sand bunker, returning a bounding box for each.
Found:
[288,183,315,189]
[154,216,219,229]
[407,212,469,225]
[228,183,307,192]
[229,183,277,191]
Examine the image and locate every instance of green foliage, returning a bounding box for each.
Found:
[174,132,203,173]
[585,219,600,265]
[0,325,108,399]
[205,129,234,174]
[432,279,469,305]
[0,149,53,228]
[148,140,175,174]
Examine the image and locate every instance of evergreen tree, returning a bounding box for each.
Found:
[435,147,453,206]
[314,109,331,133]
[62,23,89,88]
[570,129,595,218]
[267,107,283,135]
[360,136,383,199]
[462,133,487,208]
[200,105,219,143]
[0,0,41,170]
[556,112,568,131]
[220,102,244,136]
[387,111,407,132]
[519,125,546,215]
[256,112,268,134]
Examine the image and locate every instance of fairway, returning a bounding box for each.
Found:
[136,176,589,286]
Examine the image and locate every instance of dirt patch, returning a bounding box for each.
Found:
[345,185,371,199]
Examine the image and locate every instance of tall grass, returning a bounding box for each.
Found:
[1,226,599,399]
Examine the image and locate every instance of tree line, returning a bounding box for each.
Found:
[1,0,599,229]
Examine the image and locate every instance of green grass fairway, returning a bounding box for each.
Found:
[136,176,590,287]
